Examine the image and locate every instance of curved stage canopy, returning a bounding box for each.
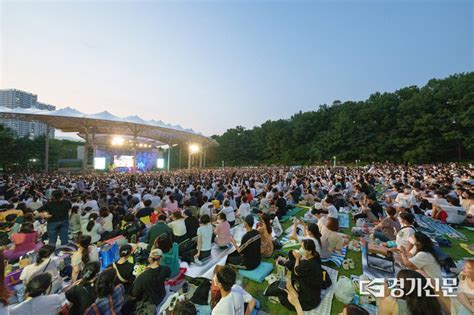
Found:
[0,106,216,171]
[0,106,216,147]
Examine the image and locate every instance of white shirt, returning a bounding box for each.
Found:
[238,203,250,218]
[20,257,63,293]
[409,251,442,279]
[211,285,252,315]
[327,205,338,218]
[200,202,212,217]
[10,294,66,315]
[220,206,236,222]
[83,200,99,211]
[168,219,187,237]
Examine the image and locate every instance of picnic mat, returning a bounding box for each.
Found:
[338,213,350,229]
[184,244,235,279]
[321,247,348,268]
[415,214,467,240]
[281,207,303,222]
[307,266,338,315]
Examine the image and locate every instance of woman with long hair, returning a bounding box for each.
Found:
[84,269,125,315]
[65,261,100,315]
[11,273,66,314]
[71,236,99,282]
[258,213,274,258]
[20,244,63,293]
[81,213,103,243]
[378,269,442,315]
[111,244,135,293]
[400,231,442,279]
[272,239,323,312]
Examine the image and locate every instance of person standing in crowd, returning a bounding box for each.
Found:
[39,190,71,246]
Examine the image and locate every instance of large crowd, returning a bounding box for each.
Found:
[0,163,472,315]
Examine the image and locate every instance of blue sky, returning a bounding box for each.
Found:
[1,0,472,136]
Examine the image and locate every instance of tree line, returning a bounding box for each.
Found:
[206,72,474,166]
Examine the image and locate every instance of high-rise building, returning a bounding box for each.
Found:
[0,89,56,138]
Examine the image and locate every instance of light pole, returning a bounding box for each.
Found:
[333,156,336,167]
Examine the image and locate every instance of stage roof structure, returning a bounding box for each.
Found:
[0,106,217,147]
[0,106,217,171]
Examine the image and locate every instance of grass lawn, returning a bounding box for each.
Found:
[241,207,474,315]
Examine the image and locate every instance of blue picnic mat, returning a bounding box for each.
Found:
[415,214,467,240]
[338,213,350,229]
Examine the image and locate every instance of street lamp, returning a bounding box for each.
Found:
[333,156,336,167]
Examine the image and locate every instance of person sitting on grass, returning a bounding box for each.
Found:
[85,268,125,315]
[371,206,401,242]
[145,214,172,251]
[399,231,442,280]
[378,269,442,315]
[320,217,347,259]
[195,214,213,264]
[227,215,261,270]
[11,273,66,314]
[212,266,257,315]
[132,249,171,313]
[215,213,232,248]
[257,213,274,258]
[65,262,100,315]
[290,220,322,255]
[271,239,323,312]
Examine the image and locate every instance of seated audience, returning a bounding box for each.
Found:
[132,249,171,310]
[84,268,124,315]
[10,273,65,314]
[227,215,261,270]
[65,262,100,315]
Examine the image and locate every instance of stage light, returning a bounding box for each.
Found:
[189,143,200,154]
[111,136,125,146]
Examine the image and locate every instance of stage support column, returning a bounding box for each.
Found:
[133,134,137,173]
[44,125,50,172]
[167,142,171,172]
[203,149,206,168]
[199,150,203,169]
[82,130,89,173]
[188,148,191,170]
